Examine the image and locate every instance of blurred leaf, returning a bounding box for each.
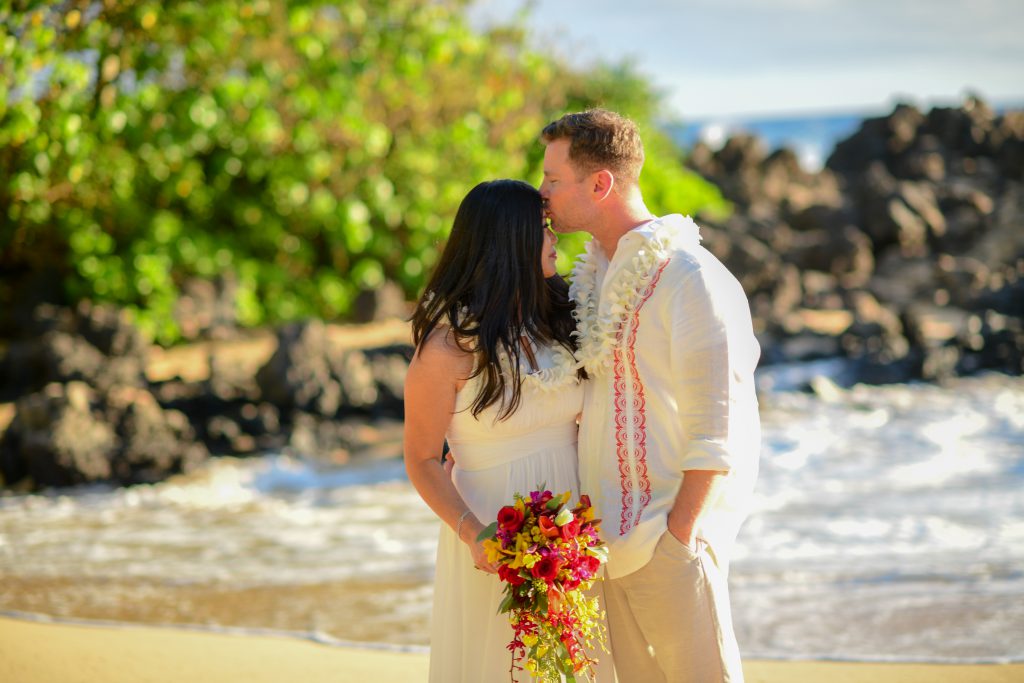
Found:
[0,0,723,343]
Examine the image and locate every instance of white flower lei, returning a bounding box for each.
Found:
[497,341,580,393]
[569,215,702,375]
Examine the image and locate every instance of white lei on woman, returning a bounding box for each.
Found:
[497,342,579,394]
[568,215,702,375]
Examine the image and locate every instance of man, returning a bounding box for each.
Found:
[539,109,760,683]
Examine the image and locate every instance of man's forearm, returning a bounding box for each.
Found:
[667,469,727,548]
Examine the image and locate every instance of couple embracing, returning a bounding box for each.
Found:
[404,109,761,683]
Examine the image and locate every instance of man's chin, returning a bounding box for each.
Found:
[547,212,583,235]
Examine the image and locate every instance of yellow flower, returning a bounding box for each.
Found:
[482,537,511,564]
[522,633,538,647]
[510,536,540,569]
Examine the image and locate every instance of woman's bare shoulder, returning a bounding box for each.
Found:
[412,325,474,377]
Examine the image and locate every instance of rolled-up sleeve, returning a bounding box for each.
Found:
[669,259,760,472]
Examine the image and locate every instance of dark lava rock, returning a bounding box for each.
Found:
[0,382,118,487]
[256,321,341,417]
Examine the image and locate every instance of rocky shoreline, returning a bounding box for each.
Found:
[0,305,412,490]
[1,97,1021,491]
[688,96,1022,384]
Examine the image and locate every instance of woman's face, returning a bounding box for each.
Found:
[541,220,558,278]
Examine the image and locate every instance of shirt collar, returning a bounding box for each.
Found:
[612,214,698,257]
[616,217,658,250]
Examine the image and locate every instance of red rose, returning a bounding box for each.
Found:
[497,505,524,532]
[560,518,581,540]
[531,555,563,583]
[537,515,561,538]
[498,563,526,586]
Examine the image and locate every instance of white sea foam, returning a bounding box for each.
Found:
[0,372,1021,659]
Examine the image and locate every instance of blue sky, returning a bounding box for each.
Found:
[470,0,1024,120]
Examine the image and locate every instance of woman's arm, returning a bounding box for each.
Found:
[403,329,496,572]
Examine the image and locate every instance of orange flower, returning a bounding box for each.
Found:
[537,515,561,539]
[547,586,564,615]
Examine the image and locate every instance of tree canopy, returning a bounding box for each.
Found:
[1,0,725,343]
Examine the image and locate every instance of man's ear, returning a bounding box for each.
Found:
[591,169,615,202]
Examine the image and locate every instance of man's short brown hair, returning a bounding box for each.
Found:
[541,109,645,186]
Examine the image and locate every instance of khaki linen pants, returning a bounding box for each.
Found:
[603,532,744,683]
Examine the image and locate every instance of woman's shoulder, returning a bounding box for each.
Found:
[412,325,475,378]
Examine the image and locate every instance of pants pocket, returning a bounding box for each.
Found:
[659,529,700,562]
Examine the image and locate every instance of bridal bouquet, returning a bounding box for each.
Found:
[478,489,609,682]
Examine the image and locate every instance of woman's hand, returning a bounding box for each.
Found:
[460,516,498,574]
[443,451,455,478]
[469,541,498,574]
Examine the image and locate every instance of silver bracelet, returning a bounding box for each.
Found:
[456,510,472,541]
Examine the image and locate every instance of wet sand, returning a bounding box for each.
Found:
[1,614,1020,683]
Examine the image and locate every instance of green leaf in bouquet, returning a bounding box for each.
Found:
[476,521,498,542]
[536,589,549,617]
[545,497,562,512]
[554,651,573,676]
[498,590,515,615]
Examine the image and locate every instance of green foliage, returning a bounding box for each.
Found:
[1,0,724,343]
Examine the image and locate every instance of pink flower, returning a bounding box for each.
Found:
[560,518,581,540]
[577,555,601,580]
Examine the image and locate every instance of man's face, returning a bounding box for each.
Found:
[540,139,593,234]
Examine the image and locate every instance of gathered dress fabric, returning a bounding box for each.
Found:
[428,343,609,682]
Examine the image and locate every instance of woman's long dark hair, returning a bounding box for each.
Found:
[411,179,579,420]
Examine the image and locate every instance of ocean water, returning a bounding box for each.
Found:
[666,101,1024,172]
[667,112,867,172]
[1,372,1022,661]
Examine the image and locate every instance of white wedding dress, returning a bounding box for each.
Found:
[428,343,612,682]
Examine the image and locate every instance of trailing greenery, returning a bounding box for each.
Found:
[1,0,725,343]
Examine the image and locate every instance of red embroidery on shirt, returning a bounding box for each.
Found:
[614,260,670,535]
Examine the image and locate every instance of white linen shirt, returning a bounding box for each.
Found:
[576,215,761,579]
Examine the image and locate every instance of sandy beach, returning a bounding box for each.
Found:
[1,614,1020,683]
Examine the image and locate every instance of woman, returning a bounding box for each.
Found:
[404,179,602,681]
